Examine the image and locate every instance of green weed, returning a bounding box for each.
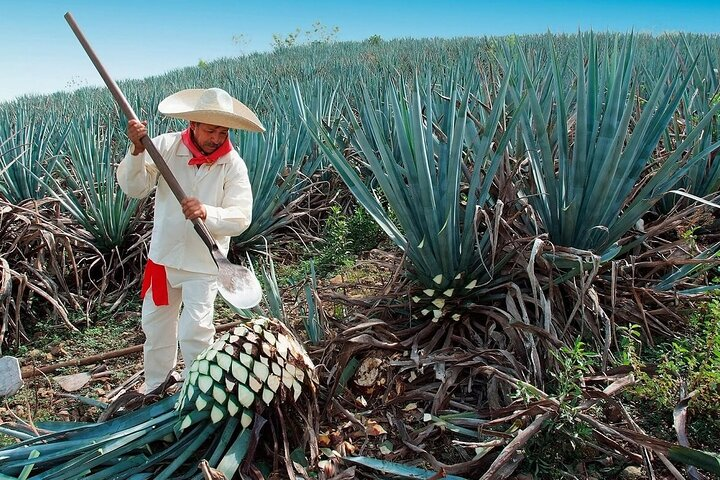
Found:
[519,340,614,478]
[629,299,720,416]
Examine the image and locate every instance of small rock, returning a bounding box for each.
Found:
[28,349,43,359]
[619,466,643,480]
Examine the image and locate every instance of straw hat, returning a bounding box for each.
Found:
[158,88,265,132]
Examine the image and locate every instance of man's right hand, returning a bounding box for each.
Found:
[128,119,149,155]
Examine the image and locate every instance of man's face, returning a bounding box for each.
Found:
[191,122,229,155]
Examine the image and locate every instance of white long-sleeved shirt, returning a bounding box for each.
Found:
[117,131,253,275]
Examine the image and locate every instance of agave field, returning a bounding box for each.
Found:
[1,32,720,478]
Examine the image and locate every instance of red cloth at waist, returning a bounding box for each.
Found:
[140,259,169,306]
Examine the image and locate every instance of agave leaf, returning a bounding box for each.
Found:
[299,72,513,293]
[669,446,720,475]
[40,113,141,251]
[0,108,68,203]
[511,32,720,253]
[344,455,467,479]
[205,417,241,467]
[0,395,178,464]
[216,428,252,480]
[17,450,39,480]
[654,242,720,292]
[19,411,179,479]
[231,117,315,248]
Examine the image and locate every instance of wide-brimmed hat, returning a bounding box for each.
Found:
[158,88,265,132]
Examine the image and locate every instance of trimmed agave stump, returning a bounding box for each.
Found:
[0,317,319,480]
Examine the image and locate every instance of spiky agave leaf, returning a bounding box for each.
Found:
[0,317,317,479]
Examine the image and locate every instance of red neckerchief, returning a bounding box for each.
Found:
[140,259,169,306]
[181,127,233,166]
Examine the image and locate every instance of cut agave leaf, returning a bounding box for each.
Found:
[209,364,224,383]
[225,378,237,392]
[212,386,228,405]
[186,384,197,403]
[178,414,193,432]
[292,380,302,401]
[210,404,227,424]
[263,331,276,346]
[195,395,209,412]
[276,337,288,359]
[253,362,270,382]
[205,348,217,362]
[267,374,281,392]
[215,352,233,372]
[227,396,240,417]
[197,375,213,394]
[198,359,210,375]
[231,362,248,384]
[240,410,253,428]
[282,369,293,388]
[248,375,263,393]
[237,385,255,408]
[261,388,274,405]
[239,353,254,369]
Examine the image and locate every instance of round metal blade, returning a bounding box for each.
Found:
[216,256,262,309]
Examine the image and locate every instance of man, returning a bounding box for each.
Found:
[117,87,264,393]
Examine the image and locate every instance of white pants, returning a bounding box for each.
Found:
[141,266,218,392]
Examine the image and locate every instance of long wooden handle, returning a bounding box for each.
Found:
[64,11,216,252]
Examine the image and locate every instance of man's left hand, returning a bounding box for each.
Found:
[181,197,207,221]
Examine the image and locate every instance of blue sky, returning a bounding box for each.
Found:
[1,0,719,102]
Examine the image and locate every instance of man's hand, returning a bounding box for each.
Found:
[181,197,207,221]
[127,119,148,155]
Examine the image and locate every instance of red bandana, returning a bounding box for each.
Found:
[140,259,169,306]
[181,127,233,166]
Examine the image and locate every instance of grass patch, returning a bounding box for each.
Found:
[620,298,720,453]
[1,298,145,447]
